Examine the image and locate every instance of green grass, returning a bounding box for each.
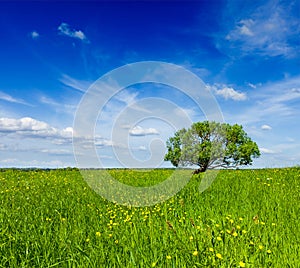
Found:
[0,167,299,267]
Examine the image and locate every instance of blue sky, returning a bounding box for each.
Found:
[0,0,299,168]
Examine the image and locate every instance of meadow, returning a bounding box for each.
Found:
[0,167,299,267]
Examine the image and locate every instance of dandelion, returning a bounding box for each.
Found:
[239,261,246,267]
[189,236,194,240]
[209,247,214,252]
[96,232,101,237]
[236,225,241,230]
[232,232,238,237]
[239,217,243,221]
[266,249,272,254]
[86,238,90,243]
[242,230,247,234]
[217,236,222,241]
[249,241,254,246]
[151,262,157,267]
[216,253,222,259]
[166,255,171,260]
[115,240,119,244]
[193,250,198,256]
[259,245,264,250]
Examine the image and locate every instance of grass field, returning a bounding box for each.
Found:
[0,167,299,267]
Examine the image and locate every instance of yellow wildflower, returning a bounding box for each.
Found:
[95,232,101,237]
[239,261,246,267]
[216,253,222,259]
[193,250,198,256]
[166,255,171,260]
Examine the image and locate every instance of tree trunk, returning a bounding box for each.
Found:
[193,166,207,174]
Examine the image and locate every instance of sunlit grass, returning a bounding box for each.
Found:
[0,167,299,267]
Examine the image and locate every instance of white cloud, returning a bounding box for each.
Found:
[129,126,159,136]
[0,117,73,140]
[58,22,88,42]
[0,158,71,168]
[225,1,300,57]
[95,139,118,147]
[0,158,18,164]
[30,31,39,39]
[260,147,276,154]
[261,124,272,130]
[213,86,247,101]
[40,149,72,155]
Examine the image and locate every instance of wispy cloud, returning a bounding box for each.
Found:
[228,75,300,125]
[58,22,89,42]
[60,74,92,92]
[225,1,300,58]
[40,96,77,115]
[0,91,30,105]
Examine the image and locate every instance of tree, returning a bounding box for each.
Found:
[164,121,260,174]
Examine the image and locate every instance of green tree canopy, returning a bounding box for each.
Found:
[164,121,260,173]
